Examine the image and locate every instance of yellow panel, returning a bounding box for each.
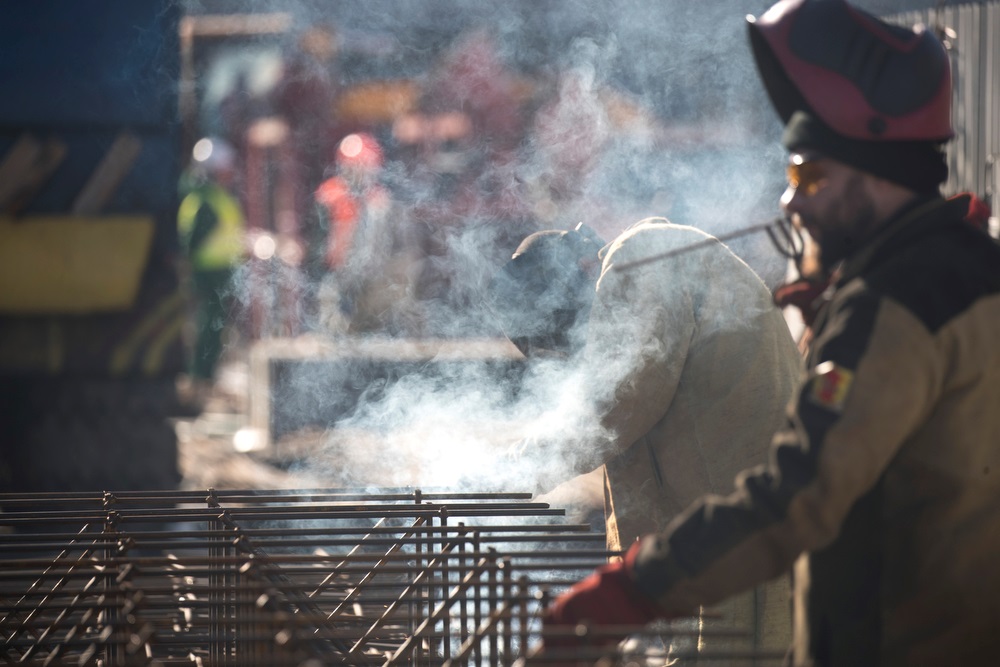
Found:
[0,215,154,313]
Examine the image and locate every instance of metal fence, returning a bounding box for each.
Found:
[890,1,1000,211]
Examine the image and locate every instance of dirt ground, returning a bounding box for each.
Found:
[174,355,307,490]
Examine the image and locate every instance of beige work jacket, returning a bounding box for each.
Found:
[581,219,801,549]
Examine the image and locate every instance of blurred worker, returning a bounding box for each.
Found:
[315,132,393,333]
[488,220,801,660]
[177,137,246,399]
[543,2,1000,666]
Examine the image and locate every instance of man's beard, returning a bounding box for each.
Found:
[810,173,878,273]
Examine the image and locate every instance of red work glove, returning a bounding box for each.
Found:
[542,542,668,654]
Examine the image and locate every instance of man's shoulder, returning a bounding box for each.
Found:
[617,217,709,240]
[608,218,723,261]
[606,218,765,282]
[861,222,1000,333]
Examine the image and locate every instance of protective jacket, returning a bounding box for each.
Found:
[177,183,245,271]
[578,220,801,549]
[518,220,801,656]
[631,196,1000,666]
[316,175,390,271]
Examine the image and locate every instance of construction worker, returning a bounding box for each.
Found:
[317,133,389,272]
[542,1,1000,666]
[177,137,246,400]
[314,132,395,334]
[488,220,801,661]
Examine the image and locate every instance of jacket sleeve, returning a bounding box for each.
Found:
[629,280,943,613]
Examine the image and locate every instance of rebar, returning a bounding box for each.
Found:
[0,487,783,666]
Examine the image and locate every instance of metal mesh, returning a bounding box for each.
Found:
[0,487,612,666]
[1,487,789,666]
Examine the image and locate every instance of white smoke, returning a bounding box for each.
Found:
[183,0,927,497]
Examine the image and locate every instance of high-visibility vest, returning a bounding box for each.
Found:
[177,184,245,270]
[316,176,359,270]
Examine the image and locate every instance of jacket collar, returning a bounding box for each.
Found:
[836,193,969,286]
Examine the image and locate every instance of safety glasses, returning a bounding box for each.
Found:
[786,156,829,197]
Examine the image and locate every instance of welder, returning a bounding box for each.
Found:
[177,137,247,404]
[542,1,1000,665]
[315,132,395,333]
[488,219,801,660]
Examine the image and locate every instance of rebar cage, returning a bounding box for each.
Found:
[1,487,614,667]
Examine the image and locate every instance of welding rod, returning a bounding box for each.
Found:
[610,218,794,272]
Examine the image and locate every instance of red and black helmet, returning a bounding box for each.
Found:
[747,0,953,142]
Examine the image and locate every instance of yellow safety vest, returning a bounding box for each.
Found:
[177,184,245,270]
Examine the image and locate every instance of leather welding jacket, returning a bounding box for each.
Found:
[541,219,801,549]
[629,195,1000,666]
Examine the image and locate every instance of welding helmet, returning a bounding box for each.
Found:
[748,0,952,193]
[486,224,605,358]
[336,132,383,172]
[747,0,952,142]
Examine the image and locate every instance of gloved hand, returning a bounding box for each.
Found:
[542,542,669,653]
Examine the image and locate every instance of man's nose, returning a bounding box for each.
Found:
[780,184,801,218]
